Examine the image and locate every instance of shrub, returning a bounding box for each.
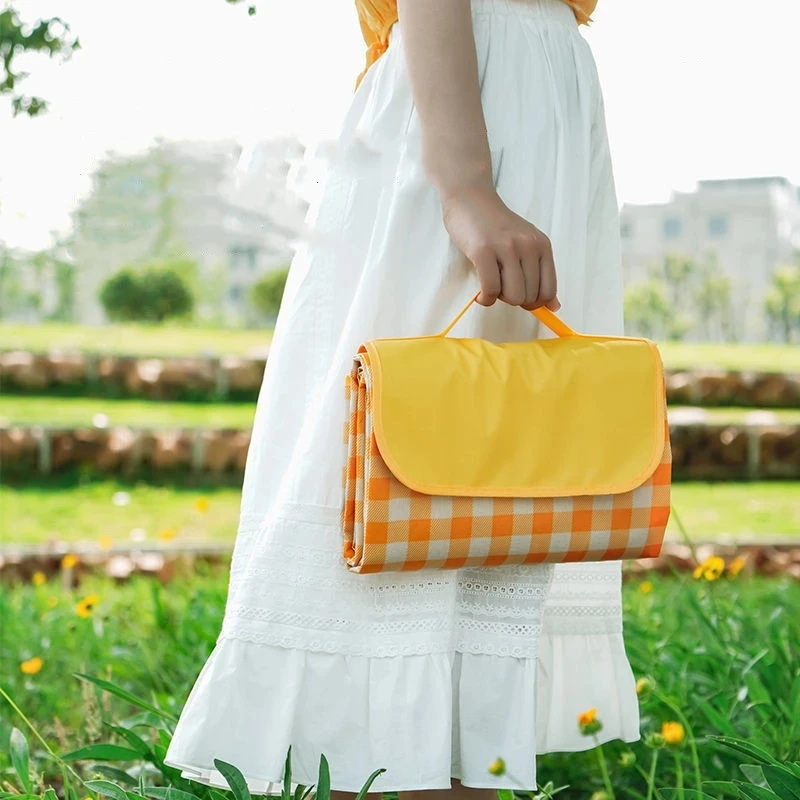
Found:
[100,266,194,323]
[250,267,290,318]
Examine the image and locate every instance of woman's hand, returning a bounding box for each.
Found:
[441,185,560,311]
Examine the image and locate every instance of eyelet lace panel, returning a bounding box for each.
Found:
[218,508,557,659]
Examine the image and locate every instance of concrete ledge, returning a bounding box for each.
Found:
[2,350,799,407]
[1,422,799,481]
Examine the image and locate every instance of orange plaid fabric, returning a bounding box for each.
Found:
[342,356,672,574]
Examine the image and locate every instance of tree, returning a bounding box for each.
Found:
[623,278,672,340]
[2,2,248,117]
[100,264,194,323]
[0,7,79,117]
[250,267,290,319]
[694,252,736,342]
[764,265,800,343]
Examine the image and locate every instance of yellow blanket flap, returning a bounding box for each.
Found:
[362,334,666,498]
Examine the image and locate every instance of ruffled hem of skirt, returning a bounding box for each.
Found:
[164,632,639,794]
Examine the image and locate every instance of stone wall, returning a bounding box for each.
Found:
[3,350,800,407]
[2,422,798,482]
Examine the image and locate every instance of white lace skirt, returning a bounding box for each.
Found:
[164,0,640,792]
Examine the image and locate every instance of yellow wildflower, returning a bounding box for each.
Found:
[639,580,653,594]
[75,594,100,619]
[636,677,654,697]
[578,707,603,735]
[578,708,597,725]
[32,571,47,586]
[158,527,178,540]
[194,497,209,514]
[488,757,506,776]
[47,596,59,607]
[693,555,725,581]
[98,535,114,551]
[661,721,685,747]
[728,555,747,578]
[20,656,43,675]
[62,553,79,569]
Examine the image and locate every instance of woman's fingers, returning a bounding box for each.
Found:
[515,234,542,310]
[470,245,502,306]
[537,240,559,310]
[496,242,526,306]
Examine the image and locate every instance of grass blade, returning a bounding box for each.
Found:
[10,728,32,794]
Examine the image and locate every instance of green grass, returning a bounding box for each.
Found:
[2,395,799,430]
[657,341,800,372]
[2,321,799,371]
[1,570,799,796]
[0,395,256,428]
[1,480,798,547]
[0,321,273,358]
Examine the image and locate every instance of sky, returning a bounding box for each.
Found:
[1,0,799,251]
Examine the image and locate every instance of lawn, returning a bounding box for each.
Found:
[3,321,799,371]
[0,321,273,358]
[2,480,798,547]
[3,395,800,429]
[0,395,256,429]
[2,570,799,798]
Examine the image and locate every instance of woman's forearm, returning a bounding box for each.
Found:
[397,0,493,201]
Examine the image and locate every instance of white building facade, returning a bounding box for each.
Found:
[620,176,800,340]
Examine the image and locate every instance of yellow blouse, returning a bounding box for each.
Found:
[354,0,597,89]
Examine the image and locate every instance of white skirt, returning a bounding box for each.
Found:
[164,0,640,792]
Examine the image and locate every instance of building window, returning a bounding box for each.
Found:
[663,217,682,239]
[620,221,634,239]
[708,215,729,237]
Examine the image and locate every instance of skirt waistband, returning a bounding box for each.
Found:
[471,0,578,24]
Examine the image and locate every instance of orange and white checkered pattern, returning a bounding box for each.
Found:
[342,357,672,574]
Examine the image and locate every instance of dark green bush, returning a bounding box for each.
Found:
[250,267,290,318]
[100,267,194,323]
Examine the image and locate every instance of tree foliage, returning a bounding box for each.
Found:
[764,264,800,344]
[0,7,79,117]
[624,253,736,342]
[100,264,195,323]
[250,267,290,318]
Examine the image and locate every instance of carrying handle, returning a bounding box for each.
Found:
[437,291,578,338]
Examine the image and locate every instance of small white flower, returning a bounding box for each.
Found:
[93,413,110,428]
[112,491,131,507]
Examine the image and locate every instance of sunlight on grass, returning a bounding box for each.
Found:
[2,481,797,546]
[2,322,799,371]
[0,396,256,428]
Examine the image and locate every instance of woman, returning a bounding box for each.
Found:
[164,0,639,795]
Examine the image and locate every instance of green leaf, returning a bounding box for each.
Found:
[699,702,738,737]
[316,755,331,800]
[734,783,780,800]
[91,766,139,787]
[10,728,32,794]
[73,674,177,723]
[102,722,153,758]
[711,737,782,767]
[762,766,800,800]
[283,746,292,800]
[62,744,143,762]
[354,768,387,800]
[741,766,767,786]
[497,791,515,800]
[702,782,740,798]
[213,758,251,800]
[44,789,60,800]
[84,780,133,800]
[144,789,203,800]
